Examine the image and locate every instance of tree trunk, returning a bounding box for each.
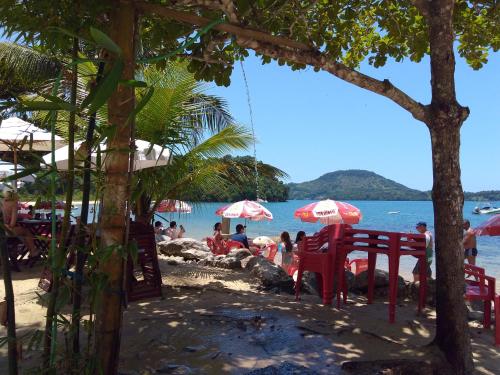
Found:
[427,1,473,373]
[93,2,136,374]
[0,227,18,375]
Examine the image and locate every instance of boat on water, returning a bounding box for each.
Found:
[472,204,500,215]
[388,211,400,214]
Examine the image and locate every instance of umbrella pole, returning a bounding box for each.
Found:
[13,146,17,192]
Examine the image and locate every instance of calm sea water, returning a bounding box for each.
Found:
[154,200,500,280]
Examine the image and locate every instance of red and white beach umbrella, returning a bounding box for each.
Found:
[37,200,66,210]
[215,200,273,221]
[157,199,192,213]
[475,215,500,236]
[294,199,362,225]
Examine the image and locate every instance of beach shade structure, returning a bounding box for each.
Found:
[156,199,192,214]
[42,139,170,172]
[475,215,500,236]
[294,199,362,225]
[0,117,65,189]
[215,200,273,221]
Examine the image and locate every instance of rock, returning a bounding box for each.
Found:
[371,277,408,299]
[227,248,253,261]
[352,269,397,292]
[408,278,436,307]
[214,256,242,269]
[156,363,193,374]
[241,255,256,269]
[157,238,210,257]
[181,248,211,261]
[246,257,294,293]
[245,361,319,374]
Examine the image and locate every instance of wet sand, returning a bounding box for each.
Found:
[1,257,499,374]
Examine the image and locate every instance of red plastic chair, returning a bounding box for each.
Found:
[464,264,496,330]
[295,224,347,305]
[262,243,278,262]
[349,258,368,275]
[206,237,243,255]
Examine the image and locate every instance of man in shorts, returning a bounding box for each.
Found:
[463,219,477,265]
[412,221,433,282]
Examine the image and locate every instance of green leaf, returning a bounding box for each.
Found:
[120,79,148,88]
[127,87,154,123]
[84,59,124,114]
[48,27,92,44]
[90,27,122,56]
[19,100,75,112]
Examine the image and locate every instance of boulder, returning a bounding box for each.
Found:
[352,269,393,292]
[245,257,294,293]
[227,248,253,261]
[198,254,242,269]
[157,238,211,261]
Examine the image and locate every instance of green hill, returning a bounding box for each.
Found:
[287,170,430,200]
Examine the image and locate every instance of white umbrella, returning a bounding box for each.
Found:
[0,117,65,189]
[42,139,170,171]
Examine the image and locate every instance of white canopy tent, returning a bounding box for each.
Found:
[42,139,171,172]
[0,117,65,189]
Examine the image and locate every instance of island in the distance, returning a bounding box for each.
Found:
[287,169,500,201]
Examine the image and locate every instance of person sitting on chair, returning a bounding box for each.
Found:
[154,221,169,243]
[1,189,37,257]
[230,224,250,249]
[165,221,185,240]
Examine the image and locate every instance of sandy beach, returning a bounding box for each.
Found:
[1,253,499,374]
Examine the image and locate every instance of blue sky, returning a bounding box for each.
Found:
[207,52,500,192]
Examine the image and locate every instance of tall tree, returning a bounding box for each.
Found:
[133,1,498,373]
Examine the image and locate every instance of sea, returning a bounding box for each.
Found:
[154,200,500,281]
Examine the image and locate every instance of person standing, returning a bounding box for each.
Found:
[463,219,477,265]
[412,221,433,282]
[0,189,37,257]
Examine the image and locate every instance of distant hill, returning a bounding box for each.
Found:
[288,170,429,200]
[287,170,500,201]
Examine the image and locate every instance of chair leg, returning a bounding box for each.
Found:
[367,253,377,304]
[484,300,491,329]
[495,295,500,346]
[388,255,400,324]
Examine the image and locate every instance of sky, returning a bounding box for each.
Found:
[206,52,500,192]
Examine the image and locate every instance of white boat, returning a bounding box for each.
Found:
[472,204,500,215]
[388,211,400,214]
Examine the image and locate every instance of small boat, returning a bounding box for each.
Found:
[472,204,500,215]
[388,211,400,214]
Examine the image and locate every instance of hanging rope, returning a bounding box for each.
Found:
[239,60,261,201]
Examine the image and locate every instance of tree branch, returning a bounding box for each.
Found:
[136,2,311,51]
[138,2,428,123]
